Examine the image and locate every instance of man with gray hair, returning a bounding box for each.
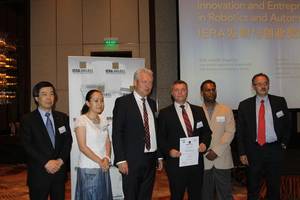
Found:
[112,67,163,200]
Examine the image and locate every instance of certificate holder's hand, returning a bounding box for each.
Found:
[199,143,207,153]
[117,162,129,175]
[169,149,181,158]
[240,155,249,166]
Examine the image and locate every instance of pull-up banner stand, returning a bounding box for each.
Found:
[68,56,145,200]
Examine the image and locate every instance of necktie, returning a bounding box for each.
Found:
[45,112,55,147]
[142,98,151,150]
[180,105,193,137]
[257,100,266,146]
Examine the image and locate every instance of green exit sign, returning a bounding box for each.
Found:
[104,37,119,47]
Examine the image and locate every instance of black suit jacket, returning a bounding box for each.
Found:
[158,103,212,168]
[112,93,160,166]
[237,94,291,156]
[21,109,72,187]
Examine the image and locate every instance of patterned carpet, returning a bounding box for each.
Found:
[0,164,247,200]
[0,164,29,200]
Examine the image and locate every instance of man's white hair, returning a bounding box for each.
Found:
[133,68,153,81]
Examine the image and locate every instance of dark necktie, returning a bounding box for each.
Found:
[180,105,193,137]
[257,99,266,146]
[45,112,55,147]
[142,98,151,150]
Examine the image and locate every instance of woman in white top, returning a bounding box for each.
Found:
[74,89,112,200]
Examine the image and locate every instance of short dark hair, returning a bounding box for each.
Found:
[252,73,269,85]
[32,81,56,105]
[172,80,188,89]
[200,80,216,91]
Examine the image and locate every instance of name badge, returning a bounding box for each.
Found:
[276,110,284,118]
[196,121,203,129]
[58,126,66,134]
[216,116,225,123]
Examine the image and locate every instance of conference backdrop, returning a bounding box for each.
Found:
[68,56,144,200]
[179,0,300,108]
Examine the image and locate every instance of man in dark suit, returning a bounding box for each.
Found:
[21,81,72,200]
[237,73,290,200]
[112,68,163,200]
[158,80,212,200]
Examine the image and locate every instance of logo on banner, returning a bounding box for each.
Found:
[106,62,125,74]
[112,62,119,69]
[72,61,93,73]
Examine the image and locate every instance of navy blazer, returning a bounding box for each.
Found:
[21,109,72,186]
[237,94,291,156]
[158,103,212,168]
[112,93,161,166]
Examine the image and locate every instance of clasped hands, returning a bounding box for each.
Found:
[169,143,207,158]
[44,158,63,174]
[98,157,110,172]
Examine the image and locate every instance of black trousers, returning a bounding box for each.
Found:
[246,142,283,200]
[166,162,204,200]
[29,176,65,200]
[122,152,157,200]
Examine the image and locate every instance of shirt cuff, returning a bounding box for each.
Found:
[57,158,64,166]
[116,160,127,165]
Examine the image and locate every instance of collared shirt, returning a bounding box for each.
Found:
[133,91,158,153]
[174,101,194,137]
[256,95,277,143]
[38,107,55,130]
[206,103,216,119]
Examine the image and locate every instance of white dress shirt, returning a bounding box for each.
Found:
[174,101,194,137]
[38,107,55,129]
[133,91,158,153]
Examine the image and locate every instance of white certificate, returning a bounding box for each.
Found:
[179,136,199,167]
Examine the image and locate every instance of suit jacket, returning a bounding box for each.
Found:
[237,94,290,156]
[158,103,212,168]
[21,109,72,187]
[202,103,235,170]
[112,93,160,166]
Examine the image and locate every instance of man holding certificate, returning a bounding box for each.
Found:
[158,80,212,200]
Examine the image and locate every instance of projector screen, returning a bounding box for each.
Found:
[179,0,300,109]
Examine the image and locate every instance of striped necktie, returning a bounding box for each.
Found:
[142,98,151,150]
[180,105,193,137]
